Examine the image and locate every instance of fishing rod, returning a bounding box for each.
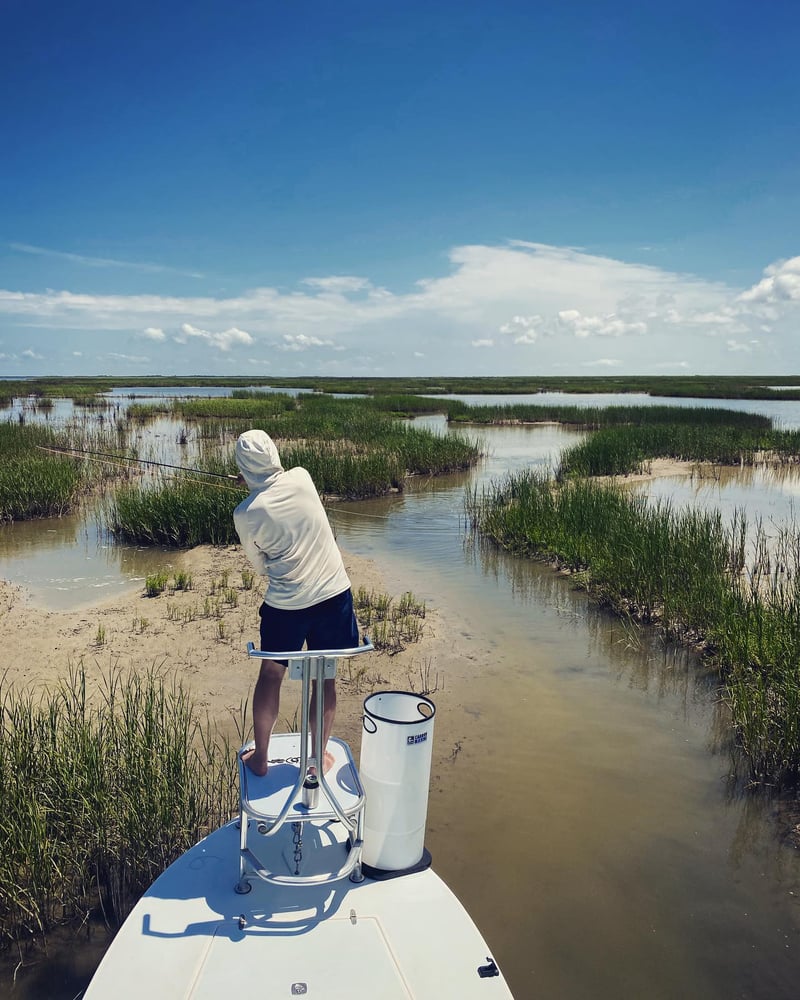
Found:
[36,444,242,482]
[38,445,460,525]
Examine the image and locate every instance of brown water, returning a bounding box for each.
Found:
[324,424,800,1000]
[0,514,188,610]
[3,397,800,998]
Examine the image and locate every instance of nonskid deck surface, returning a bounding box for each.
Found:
[83,821,514,999]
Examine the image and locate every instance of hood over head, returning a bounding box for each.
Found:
[235,430,284,490]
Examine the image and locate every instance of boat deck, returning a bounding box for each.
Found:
[84,820,513,998]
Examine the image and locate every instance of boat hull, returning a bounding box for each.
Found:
[84,820,513,998]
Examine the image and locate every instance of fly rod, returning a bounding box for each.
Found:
[36,444,242,481]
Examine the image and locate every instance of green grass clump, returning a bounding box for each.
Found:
[107,479,245,547]
[354,586,427,653]
[144,571,170,597]
[0,665,237,945]
[0,424,86,522]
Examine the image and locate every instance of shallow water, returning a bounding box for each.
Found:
[0,514,186,610]
[330,481,800,1000]
[3,394,800,998]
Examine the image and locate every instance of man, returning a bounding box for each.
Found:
[233,429,359,777]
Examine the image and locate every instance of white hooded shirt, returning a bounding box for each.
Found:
[233,430,351,610]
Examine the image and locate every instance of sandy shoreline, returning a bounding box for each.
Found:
[0,544,466,764]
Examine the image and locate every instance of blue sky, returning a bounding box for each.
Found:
[1,0,798,378]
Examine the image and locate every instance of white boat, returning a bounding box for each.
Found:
[84,642,513,999]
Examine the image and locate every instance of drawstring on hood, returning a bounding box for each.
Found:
[235,430,284,490]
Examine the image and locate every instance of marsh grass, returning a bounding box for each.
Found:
[106,477,245,547]
[6,373,800,401]
[0,420,141,523]
[0,664,238,947]
[467,470,800,782]
[449,402,772,430]
[556,424,782,478]
[406,657,443,695]
[144,572,169,597]
[0,424,86,522]
[442,402,797,478]
[103,395,480,545]
[354,586,427,653]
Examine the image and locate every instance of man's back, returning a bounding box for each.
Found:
[234,466,350,610]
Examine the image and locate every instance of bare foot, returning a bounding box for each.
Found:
[241,747,268,777]
[309,750,336,776]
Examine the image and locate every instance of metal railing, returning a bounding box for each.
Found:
[236,638,374,891]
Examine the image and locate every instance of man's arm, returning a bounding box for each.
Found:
[234,507,269,577]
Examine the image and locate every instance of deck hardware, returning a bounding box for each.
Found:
[478,957,500,978]
[238,914,247,930]
[350,908,357,925]
[302,771,320,809]
[292,822,303,875]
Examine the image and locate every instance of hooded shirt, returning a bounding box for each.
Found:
[232,430,350,610]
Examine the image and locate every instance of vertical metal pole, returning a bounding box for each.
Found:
[299,657,312,777]
[314,656,325,776]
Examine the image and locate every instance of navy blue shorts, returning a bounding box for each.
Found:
[259,589,359,663]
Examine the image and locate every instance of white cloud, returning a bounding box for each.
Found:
[301,276,372,294]
[663,304,749,335]
[2,241,799,374]
[499,314,543,344]
[21,348,43,359]
[9,242,204,278]
[726,339,761,353]
[738,256,800,304]
[279,333,336,352]
[558,310,647,338]
[175,323,254,351]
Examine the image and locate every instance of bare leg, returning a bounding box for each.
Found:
[242,659,286,776]
[309,678,337,774]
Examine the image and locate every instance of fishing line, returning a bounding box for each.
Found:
[37,445,468,515]
[327,506,466,531]
[36,445,242,482]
